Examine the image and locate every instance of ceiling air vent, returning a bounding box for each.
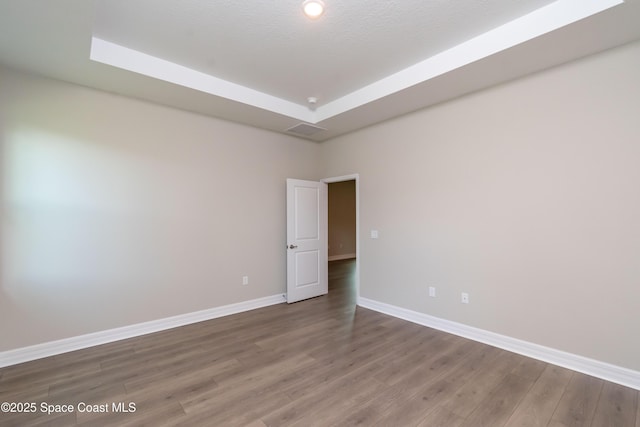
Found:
[285,122,326,137]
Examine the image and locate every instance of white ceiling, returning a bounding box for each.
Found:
[1,0,639,141]
[93,0,559,105]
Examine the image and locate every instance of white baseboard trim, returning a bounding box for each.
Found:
[328,253,356,261]
[358,297,640,391]
[0,294,286,368]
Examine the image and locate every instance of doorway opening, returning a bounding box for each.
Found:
[327,180,356,262]
[323,174,359,304]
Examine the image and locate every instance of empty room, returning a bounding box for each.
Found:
[1,0,639,426]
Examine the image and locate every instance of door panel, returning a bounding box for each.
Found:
[286,179,327,303]
[295,250,320,287]
[294,186,320,240]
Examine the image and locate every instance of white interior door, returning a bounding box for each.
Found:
[286,179,327,303]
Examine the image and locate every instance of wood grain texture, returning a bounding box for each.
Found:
[0,260,637,426]
[549,372,604,427]
[637,391,640,427]
[504,364,573,427]
[590,382,638,427]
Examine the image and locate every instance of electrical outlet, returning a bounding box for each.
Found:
[428,287,436,297]
[242,276,249,285]
[461,292,469,304]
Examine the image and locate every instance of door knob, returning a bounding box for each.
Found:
[288,244,298,249]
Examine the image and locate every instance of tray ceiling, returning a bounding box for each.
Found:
[1,0,639,141]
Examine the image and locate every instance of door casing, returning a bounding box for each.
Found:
[285,174,360,303]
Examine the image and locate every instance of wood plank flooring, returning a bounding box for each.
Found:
[0,259,638,426]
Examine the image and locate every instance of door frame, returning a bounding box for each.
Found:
[322,173,360,302]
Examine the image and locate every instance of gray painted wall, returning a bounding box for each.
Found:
[322,40,640,371]
[0,68,321,350]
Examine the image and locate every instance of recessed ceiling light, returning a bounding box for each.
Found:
[302,0,325,19]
